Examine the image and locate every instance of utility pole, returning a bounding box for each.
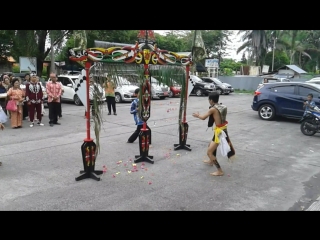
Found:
[50,35,55,74]
[272,37,277,72]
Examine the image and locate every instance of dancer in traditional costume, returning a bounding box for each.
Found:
[192,92,235,176]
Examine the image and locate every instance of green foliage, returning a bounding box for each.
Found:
[2,30,72,76]
[0,30,13,62]
[220,58,242,71]
[42,67,47,77]
[264,50,290,70]
[222,68,234,76]
[12,65,20,73]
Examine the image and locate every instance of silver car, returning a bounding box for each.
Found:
[150,77,169,100]
[114,77,139,103]
[116,74,169,100]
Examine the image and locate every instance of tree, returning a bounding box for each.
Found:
[220,58,242,73]
[240,52,247,64]
[237,30,267,67]
[275,30,320,67]
[6,30,72,76]
[264,50,290,70]
[0,30,13,62]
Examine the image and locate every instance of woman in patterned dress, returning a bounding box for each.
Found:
[6,78,24,128]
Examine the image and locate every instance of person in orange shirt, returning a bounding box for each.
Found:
[46,73,62,127]
[104,76,117,115]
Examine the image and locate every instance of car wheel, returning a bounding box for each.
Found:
[115,93,122,103]
[216,89,222,95]
[168,91,173,98]
[195,89,203,96]
[74,95,82,106]
[258,104,275,121]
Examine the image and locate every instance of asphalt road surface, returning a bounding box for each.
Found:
[1,94,320,211]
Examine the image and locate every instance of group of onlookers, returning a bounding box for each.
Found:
[0,72,63,129]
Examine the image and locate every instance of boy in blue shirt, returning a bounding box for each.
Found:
[127,88,151,144]
[303,93,316,116]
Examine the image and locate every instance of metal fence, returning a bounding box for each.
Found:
[218,76,309,91]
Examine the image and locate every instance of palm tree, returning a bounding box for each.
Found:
[236,30,267,66]
[275,30,318,66]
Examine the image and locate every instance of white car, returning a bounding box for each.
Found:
[256,77,291,90]
[306,77,320,84]
[117,74,168,100]
[114,76,139,103]
[56,74,106,106]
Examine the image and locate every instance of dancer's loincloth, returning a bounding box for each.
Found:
[212,121,235,159]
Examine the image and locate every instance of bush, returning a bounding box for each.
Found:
[12,65,20,73]
[223,68,234,76]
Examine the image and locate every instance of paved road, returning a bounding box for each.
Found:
[1,94,319,211]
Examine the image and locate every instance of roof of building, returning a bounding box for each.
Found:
[278,65,307,74]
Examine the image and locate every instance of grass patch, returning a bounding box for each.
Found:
[234,89,255,94]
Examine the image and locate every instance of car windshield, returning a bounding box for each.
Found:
[192,75,204,83]
[172,80,180,86]
[116,77,133,85]
[151,77,159,84]
[212,78,223,84]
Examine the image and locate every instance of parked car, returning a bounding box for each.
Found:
[150,77,169,99]
[273,74,294,80]
[201,77,234,95]
[56,74,105,106]
[120,74,168,100]
[306,78,320,84]
[256,77,291,90]
[114,76,139,103]
[13,73,28,81]
[169,80,181,98]
[251,82,320,121]
[190,75,216,96]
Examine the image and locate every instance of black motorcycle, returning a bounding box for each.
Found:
[299,107,320,136]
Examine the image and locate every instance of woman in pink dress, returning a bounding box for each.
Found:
[6,78,24,128]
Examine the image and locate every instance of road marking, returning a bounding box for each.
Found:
[306,196,320,211]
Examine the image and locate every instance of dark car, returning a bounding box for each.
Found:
[13,73,28,81]
[251,82,320,121]
[201,77,234,95]
[190,75,216,96]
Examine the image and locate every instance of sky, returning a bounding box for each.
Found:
[154,30,243,61]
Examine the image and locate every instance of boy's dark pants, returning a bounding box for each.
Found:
[128,124,151,144]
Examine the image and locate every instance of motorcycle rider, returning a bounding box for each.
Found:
[303,93,316,116]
